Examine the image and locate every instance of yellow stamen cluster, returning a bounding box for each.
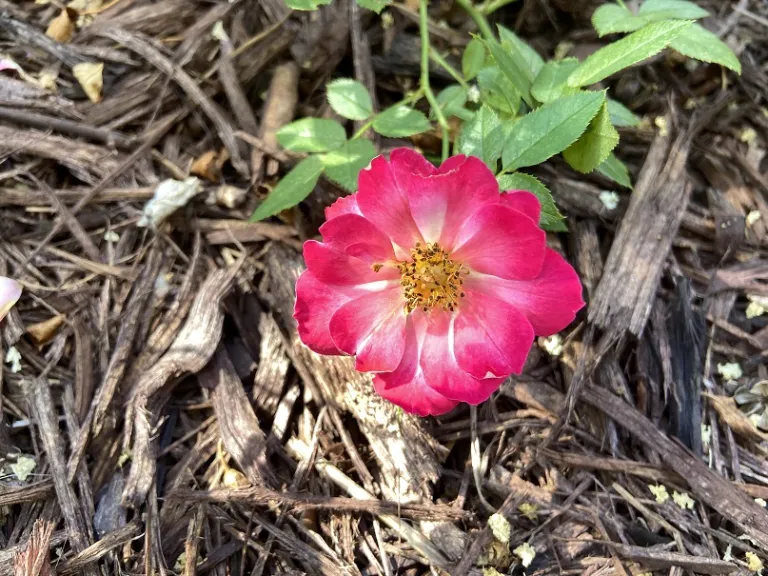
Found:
[396,242,467,313]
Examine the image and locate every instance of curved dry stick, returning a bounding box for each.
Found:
[122,267,234,507]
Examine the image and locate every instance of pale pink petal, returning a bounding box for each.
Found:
[420,311,505,404]
[452,204,546,280]
[329,288,406,373]
[356,155,424,251]
[319,214,396,264]
[325,194,362,220]
[303,241,398,285]
[467,249,584,336]
[0,277,21,321]
[500,191,540,224]
[372,315,458,416]
[376,312,421,385]
[294,271,351,355]
[407,156,500,248]
[454,289,534,379]
[355,310,408,373]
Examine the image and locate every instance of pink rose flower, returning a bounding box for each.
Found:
[294,149,584,416]
[0,277,21,322]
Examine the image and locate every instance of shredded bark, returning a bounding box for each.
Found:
[2,2,768,575]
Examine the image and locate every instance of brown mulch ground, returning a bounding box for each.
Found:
[2,1,768,575]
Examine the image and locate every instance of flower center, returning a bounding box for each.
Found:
[397,242,466,314]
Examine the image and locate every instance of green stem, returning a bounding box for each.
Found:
[454,0,495,40]
[429,48,469,89]
[420,0,451,161]
[478,0,519,15]
[616,0,627,7]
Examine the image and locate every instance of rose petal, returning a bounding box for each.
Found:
[420,311,505,404]
[500,191,541,224]
[373,373,459,416]
[320,214,396,264]
[407,156,500,248]
[329,288,406,373]
[356,155,424,251]
[0,277,21,321]
[437,154,468,174]
[325,194,362,220]
[452,204,546,280]
[294,271,352,355]
[467,248,584,336]
[303,241,398,286]
[454,289,534,379]
[391,148,438,177]
[372,314,458,416]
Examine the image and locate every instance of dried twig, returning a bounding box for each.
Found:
[13,520,55,576]
[98,28,248,177]
[122,267,235,506]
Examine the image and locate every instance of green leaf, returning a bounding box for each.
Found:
[592,3,643,36]
[284,0,332,10]
[607,98,640,127]
[457,105,503,170]
[251,156,325,221]
[372,105,431,137]
[320,139,377,192]
[484,39,533,107]
[669,23,741,74]
[354,0,391,13]
[462,37,486,80]
[477,65,521,116]
[567,20,692,87]
[327,78,374,120]
[435,85,468,119]
[638,0,709,20]
[531,58,580,104]
[563,101,619,173]
[497,25,545,80]
[277,118,347,153]
[502,90,605,171]
[497,173,566,232]
[597,153,632,188]
[592,0,708,37]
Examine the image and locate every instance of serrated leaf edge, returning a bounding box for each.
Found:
[568,20,692,87]
[498,172,566,231]
[504,91,606,171]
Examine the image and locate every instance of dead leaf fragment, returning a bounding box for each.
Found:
[10,454,37,482]
[138,177,203,228]
[5,346,22,373]
[746,551,763,573]
[514,542,536,568]
[68,0,103,13]
[672,491,695,510]
[648,484,670,504]
[215,185,247,209]
[190,148,230,182]
[705,393,768,443]
[26,315,66,347]
[36,68,59,91]
[46,9,76,43]
[72,62,104,103]
[488,513,511,544]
